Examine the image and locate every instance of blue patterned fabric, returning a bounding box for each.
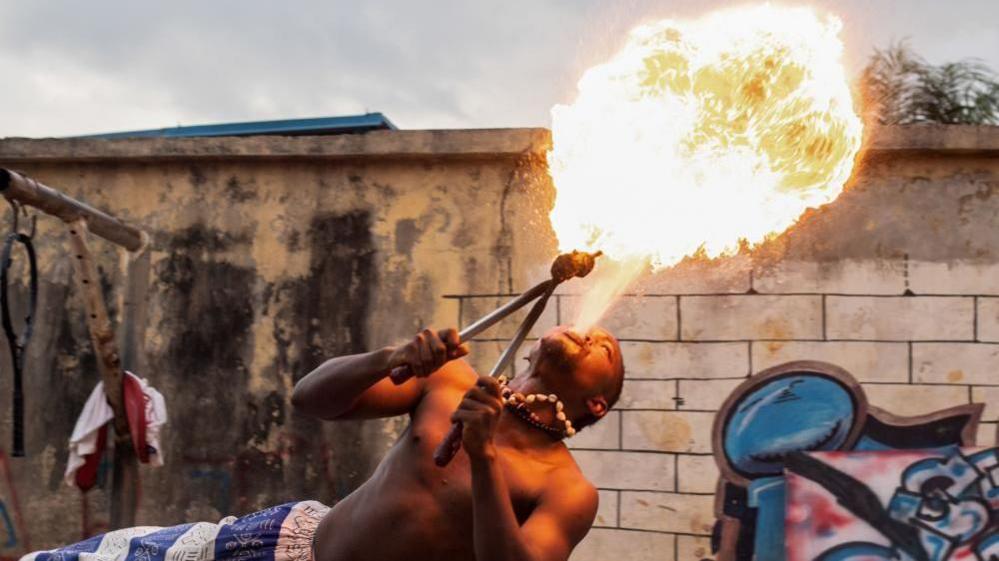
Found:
[22,501,330,561]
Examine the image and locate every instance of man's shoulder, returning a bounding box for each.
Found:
[538,453,599,522]
[424,359,479,392]
[543,446,597,498]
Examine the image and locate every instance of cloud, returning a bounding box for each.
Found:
[0,0,995,137]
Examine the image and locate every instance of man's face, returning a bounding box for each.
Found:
[529,325,622,399]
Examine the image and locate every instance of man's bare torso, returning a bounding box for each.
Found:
[312,361,587,561]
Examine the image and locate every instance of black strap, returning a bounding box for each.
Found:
[1,231,38,457]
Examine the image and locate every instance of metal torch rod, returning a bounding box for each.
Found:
[486,286,555,378]
[457,279,554,342]
[432,283,556,466]
[388,278,555,385]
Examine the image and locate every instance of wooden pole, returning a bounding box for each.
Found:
[121,249,151,376]
[66,219,138,527]
[0,168,147,527]
[0,169,143,251]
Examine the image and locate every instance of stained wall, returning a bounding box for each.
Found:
[0,126,996,560]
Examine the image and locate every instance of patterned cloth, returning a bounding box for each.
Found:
[20,501,330,561]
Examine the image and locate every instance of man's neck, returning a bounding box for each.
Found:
[494,408,563,451]
[504,376,569,441]
[497,373,574,448]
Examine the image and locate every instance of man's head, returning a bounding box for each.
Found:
[522,325,625,431]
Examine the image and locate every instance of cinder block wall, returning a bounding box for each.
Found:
[452,126,999,561]
[453,262,999,561]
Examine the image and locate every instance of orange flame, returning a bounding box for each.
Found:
[548,5,863,329]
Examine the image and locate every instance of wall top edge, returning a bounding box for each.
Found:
[0,125,995,163]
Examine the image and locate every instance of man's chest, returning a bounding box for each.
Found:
[403,394,546,523]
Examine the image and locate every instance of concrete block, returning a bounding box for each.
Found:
[568,411,621,450]
[435,297,462,328]
[913,343,999,385]
[976,422,998,447]
[677,535,715,561]
[571,528,675,561]
[681,295,822,341]
[595,490,619,528]
[465,340,508,377]
[677,379,745,411]
[573,450,676,492]
[826,296,974,341]
[631,254,752,295]
[972,387,999,421]
[752,341,909,383]
[622,411,715,453]
[620,491,716,535]
[620,342,750,379]
[863,384,969,417]
[619,380,676,410]
[979,298,999,342]
[909,261,999,295]
[560,295,677,340]
[753,259,906,295]
[677,454,721,494]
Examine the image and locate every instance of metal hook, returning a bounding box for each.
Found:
[6,198,18,234]
[5,198,35,239]
[25,213,36,239]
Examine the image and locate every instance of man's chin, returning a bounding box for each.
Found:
[538,336,578,374]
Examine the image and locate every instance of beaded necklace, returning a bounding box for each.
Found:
[496,375,576,439]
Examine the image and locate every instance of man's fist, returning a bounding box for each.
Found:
[389,328,469,378]
[451,376,503,460]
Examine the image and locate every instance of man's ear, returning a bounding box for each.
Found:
[586,395,609,419]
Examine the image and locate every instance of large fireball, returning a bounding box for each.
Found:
[548,5,863,269]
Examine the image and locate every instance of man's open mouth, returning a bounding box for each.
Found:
[562,330,586,347]
[747,420,843,464]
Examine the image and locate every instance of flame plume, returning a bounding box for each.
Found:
[548,5,863,329]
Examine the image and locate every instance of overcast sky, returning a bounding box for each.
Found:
[0,0,996,137]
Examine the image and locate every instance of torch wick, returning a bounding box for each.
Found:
[550,249,603,283]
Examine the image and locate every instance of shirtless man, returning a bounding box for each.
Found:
[293,324,624,561]
[22,324,623,561]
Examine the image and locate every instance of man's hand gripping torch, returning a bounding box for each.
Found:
[388,250,601,467]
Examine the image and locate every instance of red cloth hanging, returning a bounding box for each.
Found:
[74,375,151,492]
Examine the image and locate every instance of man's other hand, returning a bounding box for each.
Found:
[452,375,502,460]
[389,328,469,378]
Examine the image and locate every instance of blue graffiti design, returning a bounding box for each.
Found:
[976,531,999,561]
[0,500,16,548]
[822,447,999,561]
[816,542,899,561]
[189,469,233,515]
[723,374,856,477]
[714,366,984,561]
[921,533,951,561]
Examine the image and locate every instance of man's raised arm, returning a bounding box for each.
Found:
[291,328,468,421]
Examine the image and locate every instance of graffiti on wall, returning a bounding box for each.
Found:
[710,361,983,561]
[180,430,339,517]
[0,449,28,560]
[786,447,999,561]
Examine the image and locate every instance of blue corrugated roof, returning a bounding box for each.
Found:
[75,113,396,139]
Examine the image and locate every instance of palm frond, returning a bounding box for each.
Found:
[859,40,999,125]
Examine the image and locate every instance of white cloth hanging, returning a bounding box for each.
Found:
[64,371,168,487]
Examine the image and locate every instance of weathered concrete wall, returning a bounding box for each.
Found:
[0,129,557,553]
[0,125,997,561]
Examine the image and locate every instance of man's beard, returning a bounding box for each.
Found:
[537,335,578,375]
